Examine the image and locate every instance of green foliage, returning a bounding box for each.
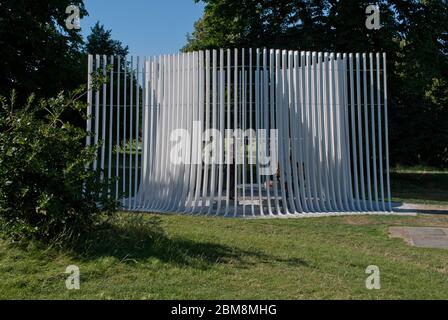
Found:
[86,22,129,58]
[185,0,448,168]
[0,0,88,99]
[0,89,117,245]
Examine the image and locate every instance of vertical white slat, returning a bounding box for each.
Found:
[241,49,247,217]
[369,53,379,210]
[362,53,373,210]
[155,54,166,210]
[233,48,238,216]
[320,53,330,211]
[323,52,336,211]
[153,55,165,210]
[133,57,140,209]
[255,49,262,215]
[377,53,385,211]
[140,57,149,209]
[94,55,100,173]
[178,53,188,211]
[140,56,148,209]
[115,56,121,201]
[335,53,347,210]
[137,56,146,209]
[147,57,158,210]
[187,52,198,213]
[108,56,114,198]
[160,54,171,211]
[277,50,289,215]
[207,50,218,215]
[128,57,134,210]
[269,49,280,214]
[217,49,225,215]
[262,49,272,215]
[383,53,392,212]
[169,54,179,211]
[153,55,164,209]
[164,54,176,211]
[349,53,360,211]
[193,51,205,213]
[316,52,329,212]
[148,56,159,208]
[311,52,323,212]
[146,56,161,210]
[225,49,231,216]
[297,52,310,212]
[356,53,366,211]
[122,56,127,205]
[166,54,178,211]
[284,51,297,213]
[200,50,210,214]
[329,53,343,211]
[248,49,255,216]
[177,53,186,211]
[101,55,107,184]
[294,51,308,212]
[238,69,243,214]
[181,52,192,212]
[342,54,355,211]
[303,52,315,212]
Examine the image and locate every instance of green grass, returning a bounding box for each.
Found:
[1,213,448,300]
[391,167,448,205]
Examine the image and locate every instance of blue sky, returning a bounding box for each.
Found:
[81,0,205,57]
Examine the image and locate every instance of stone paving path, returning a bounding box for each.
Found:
[389,227,448,249]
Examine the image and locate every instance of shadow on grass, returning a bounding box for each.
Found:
[74,214,308,270]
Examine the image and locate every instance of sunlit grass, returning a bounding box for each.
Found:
[0,213,447,300]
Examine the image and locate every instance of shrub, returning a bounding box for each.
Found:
[0,89,117,245]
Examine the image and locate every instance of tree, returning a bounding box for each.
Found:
[86,22,129,58]
[0,0,88,99]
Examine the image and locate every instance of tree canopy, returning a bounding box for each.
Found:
[86,22,129,58]
[0,0,88,98]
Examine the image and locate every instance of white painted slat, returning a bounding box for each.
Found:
[262,49,272,215]
[101,55,107,185]
[225,49,231,216]
[115,56,121,200]
[255,49,263,215]
[219,49,227,215]
[377,53,385,211]
[383,53,392,212]
[248,48,255,216]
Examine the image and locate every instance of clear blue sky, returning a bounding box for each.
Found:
[81,0,205,57]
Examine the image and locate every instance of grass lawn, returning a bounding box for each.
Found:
[391,166,448,205]
[0,212,447,300]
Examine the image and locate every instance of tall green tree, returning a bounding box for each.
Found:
[0,0,88,99]
[86,22,129,59]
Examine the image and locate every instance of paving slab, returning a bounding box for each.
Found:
[389,227,448,249]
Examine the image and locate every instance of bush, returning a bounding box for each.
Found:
[0,89,116,245]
